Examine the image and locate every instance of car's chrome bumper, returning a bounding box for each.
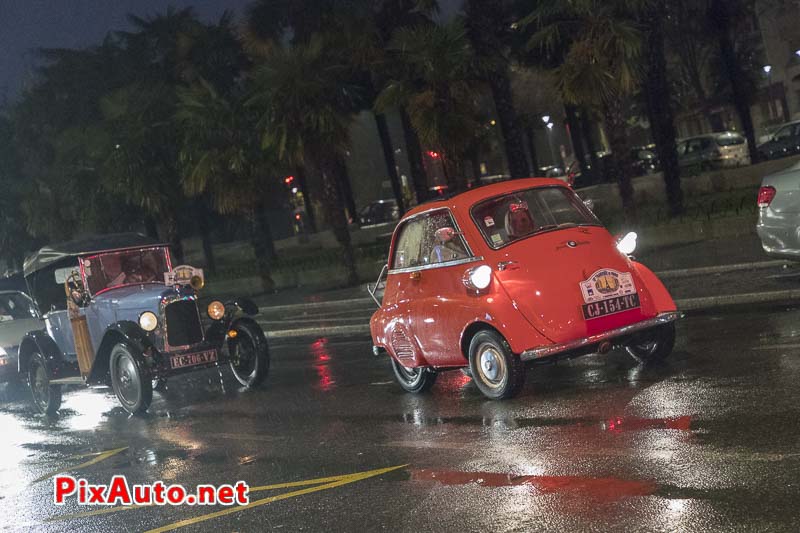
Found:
[520,312,680,361]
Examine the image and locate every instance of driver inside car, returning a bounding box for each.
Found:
[101,254,127,288]
[504,201,536,240]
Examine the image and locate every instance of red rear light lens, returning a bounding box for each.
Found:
[757,186,776,208]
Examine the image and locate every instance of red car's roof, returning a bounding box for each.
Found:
[403,178,570,219]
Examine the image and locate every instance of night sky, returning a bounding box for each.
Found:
[0,0,463,102]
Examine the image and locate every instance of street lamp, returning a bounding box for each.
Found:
[541,115,550,124]
[796,50,800,58]
[763,64,772,74]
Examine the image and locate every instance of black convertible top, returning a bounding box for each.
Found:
[23,233,165,277]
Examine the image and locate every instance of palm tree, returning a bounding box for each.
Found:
[248,38,360,285]
[464,0,530,179]
[176,80,281,291]
[523,0,647,213]
[376,21,483,192]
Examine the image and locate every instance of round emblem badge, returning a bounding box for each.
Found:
[567,241,577,248]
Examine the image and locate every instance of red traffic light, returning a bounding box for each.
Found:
[284,175,295,185]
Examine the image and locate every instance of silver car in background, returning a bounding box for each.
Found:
[757,160,800,259]
[677,131,751,171]
[0,291,42,385]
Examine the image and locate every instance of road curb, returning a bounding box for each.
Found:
[675,289,800,311]
[259,297,375,314]
[263,289,800,340]
[657,260,789,279]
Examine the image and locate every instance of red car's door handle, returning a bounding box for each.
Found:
[497,261,519,271]
[409,271,421,281]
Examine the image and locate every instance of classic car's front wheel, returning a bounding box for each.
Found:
[625,323,676,363]
[468,330,526,400]
[28,353,62,415]
[110,344,152,415]
[390,358,437,393]
[229,321,270,388]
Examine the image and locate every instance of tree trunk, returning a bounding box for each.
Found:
[564,105,588,178]
[196,203,217,274]
[443,154,467,192]
[525,125,539,173]
[374,113,406,214]
[400,108,429,203]
[321,155,358,286]
[580,110,601,184]
[334,159,357,224]
[160,214,184,264]
[295,166,316,233]
[250,200,276,293]
[709,0,759,162]
[489,73,530,179]
[644,0,683,216]
[602,102,636,218]
[464,0,528,179]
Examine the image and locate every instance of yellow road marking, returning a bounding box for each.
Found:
[34,447,128,483]
[145,465,407,533]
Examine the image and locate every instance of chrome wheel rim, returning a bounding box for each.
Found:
[231,336,256,378]
[31,363,49,409]
[114,352,140,407]
[476,343,506,388]
[395,362,423,385]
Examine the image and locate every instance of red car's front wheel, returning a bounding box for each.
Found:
[468,330,526,400]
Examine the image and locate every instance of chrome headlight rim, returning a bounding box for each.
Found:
[138,311,159,332]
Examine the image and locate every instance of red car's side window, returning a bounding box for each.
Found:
[391,210,469,270]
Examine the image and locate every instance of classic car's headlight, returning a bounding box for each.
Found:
[616,232,638,255]
[463,265,493,290]
[190,275,205,290]
[207,301,225,321]
[139,311,158,332]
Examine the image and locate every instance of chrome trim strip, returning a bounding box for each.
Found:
[520,312,680,361]
[389,256,484,275]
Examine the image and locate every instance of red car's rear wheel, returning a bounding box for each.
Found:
[625,323,676,363]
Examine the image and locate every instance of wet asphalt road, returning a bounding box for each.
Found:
[3,306,800,532]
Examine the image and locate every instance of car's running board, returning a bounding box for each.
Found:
[520,312,680,361]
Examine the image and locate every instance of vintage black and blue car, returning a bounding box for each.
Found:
[19,233,270,415]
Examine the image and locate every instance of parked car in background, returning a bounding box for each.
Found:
[631,146,659,176]
[757,120,800,161]
[756,160,800,259]
[677,132,750,170]
[19,233,270,415]
[369,179,678,400]
[0,291,42,386]
[358,200,400,227]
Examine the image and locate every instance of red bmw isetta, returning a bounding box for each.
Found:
[369,179,679,400]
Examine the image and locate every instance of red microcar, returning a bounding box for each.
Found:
[369,179,679,400]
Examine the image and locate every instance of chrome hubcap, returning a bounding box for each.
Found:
[477,344,505,386]
[115,354,139,405]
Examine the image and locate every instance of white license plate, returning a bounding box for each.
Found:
[170,349,217,369]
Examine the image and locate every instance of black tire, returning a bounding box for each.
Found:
[110,344,152,414]
[625,323,676,363]
[390,358,437,393]
[468,330,526,400]
[229,321,270,388]
[28,353,62,415]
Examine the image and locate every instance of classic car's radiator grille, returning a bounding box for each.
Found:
[165,300,203,347]
[391,327,415,361]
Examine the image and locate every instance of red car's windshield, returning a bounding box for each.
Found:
[82,247,171,295]
[471,186,600,249]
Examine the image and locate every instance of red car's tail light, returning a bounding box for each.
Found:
[757,186,776,208]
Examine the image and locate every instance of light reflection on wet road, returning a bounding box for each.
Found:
[2,306,800,531]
